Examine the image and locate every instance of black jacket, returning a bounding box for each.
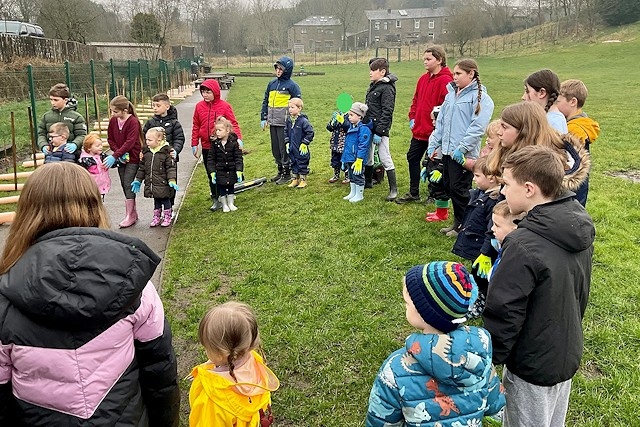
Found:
[364,73,397,137]
[143,106,185,162]
[207,133,243,186]
[483,194,595,386]
[0,228,180,426]
[452,188,500,261]
[136,143,178,200]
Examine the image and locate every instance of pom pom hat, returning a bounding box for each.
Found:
[405,261,478,333]
[349,102,368,118]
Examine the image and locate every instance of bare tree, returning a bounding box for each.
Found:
[446,0,486,56]
[38,0,104,42]
[332,0,368,50]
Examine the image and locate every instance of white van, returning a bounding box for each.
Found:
[0,20,44,37]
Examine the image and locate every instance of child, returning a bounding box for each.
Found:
[0,162,180,426]
[43,122,76,163]
[523,69,568,133]
[131,127,178,227]
[260,56,301,185]
[105,95,145,228]
[78,134,111,199]
[487,200,524,282]
[144,93,185,161]
[397,45,452,204]
[284,98,314,189]
[189,301,280,427]
[342,102,371,203]
[37,83,87,156]
[206,117,244,212]
[480,119,500,158]
[192,79,242,211]
[366,261,505,427]
[427,58,494,232]
[326,109,350,183]
[364,57,398,201]
[557,79,600,205]
[483,145,594,427]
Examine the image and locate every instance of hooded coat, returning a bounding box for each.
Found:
[206,132,244,186]
[483,193,595,386]
[364,73,398,137]
[0,228,180,426]
[567,110,600,151]
[191,79,242,151]
[366,326,505,427]
[143,106,186,161]
[408,67,453,141]
[135,141,178,199]
[261,56,302,127]
[37,105,87,151]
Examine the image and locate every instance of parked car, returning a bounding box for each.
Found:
[0,20,44,37]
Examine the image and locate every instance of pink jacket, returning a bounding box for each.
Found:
[79,151,111,195]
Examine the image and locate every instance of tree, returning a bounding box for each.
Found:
[38,0,106,43]
[332,0,368,50]
[597,0,640,25]
[446,1,486,56]
[130,12,161,59]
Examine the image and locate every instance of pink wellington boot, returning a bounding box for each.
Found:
[160,209,172,227]
[149,209,162,227]
[119,199,138,228]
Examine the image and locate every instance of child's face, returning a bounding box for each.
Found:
[152,101,170,117]
[275,64,285,77]
[201,88,215,102]
[50,96,67,111]
[492,212,518,244]
[369,68,385,82]
[48,132,67,147]
[215,123,230,140]
[473,171,494,191]
[522,84,546,106]
[347,111,361,124]
[288,102,302,117]
[500,167,529,215]
[485,132,498,150]
[110,107,126,119]
[453,66,474,89]
[89,139,103,155]
[402,282,429,331]
[145,131,162,149]
[555,94,575,118]
[423,52,442,73]
[497,120,518,148]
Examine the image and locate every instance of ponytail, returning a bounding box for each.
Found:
[474,71,482,116]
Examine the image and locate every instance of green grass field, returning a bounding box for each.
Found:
[162,23,640,426]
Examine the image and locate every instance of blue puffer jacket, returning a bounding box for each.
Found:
[260,56,301,127]
[341,121,371,164]
[44,143,77,163]
[366,326,505,427]
[428,81,494,159]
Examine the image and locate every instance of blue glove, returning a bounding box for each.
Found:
[192,146,198,156]
[211,172,216,184]
[131,180,141,193]
[429,169,443,183]
[237,139,244,148]
[372,135,381,145]
[170,149,177,159]
[420,167,428,183]
[236,171,243,183]
[42,146,50,154]
[103,155,116,168]
[427,146,435,158]
[64,143,77,153]
[452,149,466,165]
[169,181,179,191]
[409,119,415,130]
[260,120,267,130]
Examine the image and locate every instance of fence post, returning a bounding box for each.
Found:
[109,59,116,99]
[26,64,39,146]
[90,59,98,120]
[128,60,133,100]
[397,47,400,63]
[335,49,338,65]
[64,60,71,91]
[145,60,151,102]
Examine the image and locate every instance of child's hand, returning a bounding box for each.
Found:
[429,170,443,183]
[103,155,116,169]
[236,171,243,183]
[237,139,244,149]
[352,158,363,175]
[131,180,141,193]
[473,254,493,279]
[169,181,179,191]
[64,143,77,153]
[420,167,428,183]
[409,119,415,130]
[299,143,308,155]
[42,146,50,155]
[260,120,267,130]
[192,146,198,157]
[452,149,466,165]
[170,149,177,159]
[210,172,216,184]
[372,135,381,145]
[336,113,344,124]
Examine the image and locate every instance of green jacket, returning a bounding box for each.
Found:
[37,106,87,151]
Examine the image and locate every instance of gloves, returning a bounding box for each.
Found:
[170,149,177,159]
[237,139,244,148]
[336,113,344,124]
[260,120,267,130]
[352,158,363,175]
[473,254,493,279]
[169,181,179,191]
[131,180,141,193]
[64,143,77,153]
[420,167,428,183]
[299,143,308,155]
[103,155,116,168]
[427,146,435,158]
[452,148,466,165]
[372,135,381,145]
[409,119,415,130]
[192,146,198,157]
[42,146,50,154]
[285,143,289,152]
[236,171,243,183]
[211,172,216,184]
[429,170,443,183]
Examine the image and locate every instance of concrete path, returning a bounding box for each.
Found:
[0,86,215,288]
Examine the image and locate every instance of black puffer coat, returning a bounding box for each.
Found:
[364,73,398,137]
[135,143,177,199]
[206,133,244,186]
[142,106,186,162]
[0,227,180,426]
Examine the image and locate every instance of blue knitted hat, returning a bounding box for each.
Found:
[405,261,478,333]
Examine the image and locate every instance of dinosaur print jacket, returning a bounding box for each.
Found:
[366,326,505,427]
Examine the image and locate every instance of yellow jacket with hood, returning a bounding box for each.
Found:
[189,351,279,427]
[567,110,600,149]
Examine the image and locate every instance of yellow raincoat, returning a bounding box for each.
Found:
[189,351,280,427]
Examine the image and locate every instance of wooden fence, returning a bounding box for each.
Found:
[0,35,101,63]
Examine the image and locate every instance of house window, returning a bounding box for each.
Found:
[429,20,435,29]
[374,21,380,30]
[395,20,401,28]
[301,28,307,34]
[326,29,333,35]
[414,20,420,29]
[383,22,388,30]
[317,28,323,33]
[443,18,449,27]
[325,41,333,47]
[374,36,380,42]
[428,32,435,40]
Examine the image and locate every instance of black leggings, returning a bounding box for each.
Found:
[442,155,473,225]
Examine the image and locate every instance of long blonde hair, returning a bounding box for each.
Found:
[0,163,110,274]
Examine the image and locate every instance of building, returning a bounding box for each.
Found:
[288,16,343,53]
[364,7,451,45]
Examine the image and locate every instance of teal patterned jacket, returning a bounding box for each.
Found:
[366,326,505,427]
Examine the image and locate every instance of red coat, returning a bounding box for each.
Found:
[408,67,453,141]
[191,79,242,150]
[107,115,143,164]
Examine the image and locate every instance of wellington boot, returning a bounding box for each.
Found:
[160,209,172,227]
[440,219,461,234]
[364,165,374,188]
[150,209,162,227]
[119,199,138,228]
[349,185,365,203]
[425,207,449,222]
[227,195,238,211]
[343,182,357,200]
[385,169,398,201]
[219,196,230,213]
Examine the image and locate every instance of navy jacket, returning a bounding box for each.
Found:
[452,188,500,260]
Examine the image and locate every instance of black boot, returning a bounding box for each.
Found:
[275,167,292,185]
[270,165,283,182]
[385,169,398,201]
[364,165,374,189]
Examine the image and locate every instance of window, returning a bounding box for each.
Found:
[383,22,388,30]
[395,20,401,28]
[317,28,323,34]
[428,32,435,40]
[301,28,307,34]
[429,20,435,29]
[326,29,333,35]
[443,18,449,27]
[325,41,333,48]
[374,21,380,30]
[374,36,380,42]
[414,20,420,29]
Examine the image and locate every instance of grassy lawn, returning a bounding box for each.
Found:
[164,23,639,426]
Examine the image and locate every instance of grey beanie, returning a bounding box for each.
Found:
[350,102,368,118]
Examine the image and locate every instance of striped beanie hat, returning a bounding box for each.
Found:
[405,261,478,333]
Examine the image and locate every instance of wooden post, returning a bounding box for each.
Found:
[11,112,18,190]
[26,107,38,169]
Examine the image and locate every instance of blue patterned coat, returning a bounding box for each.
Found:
[366,326,505,427]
